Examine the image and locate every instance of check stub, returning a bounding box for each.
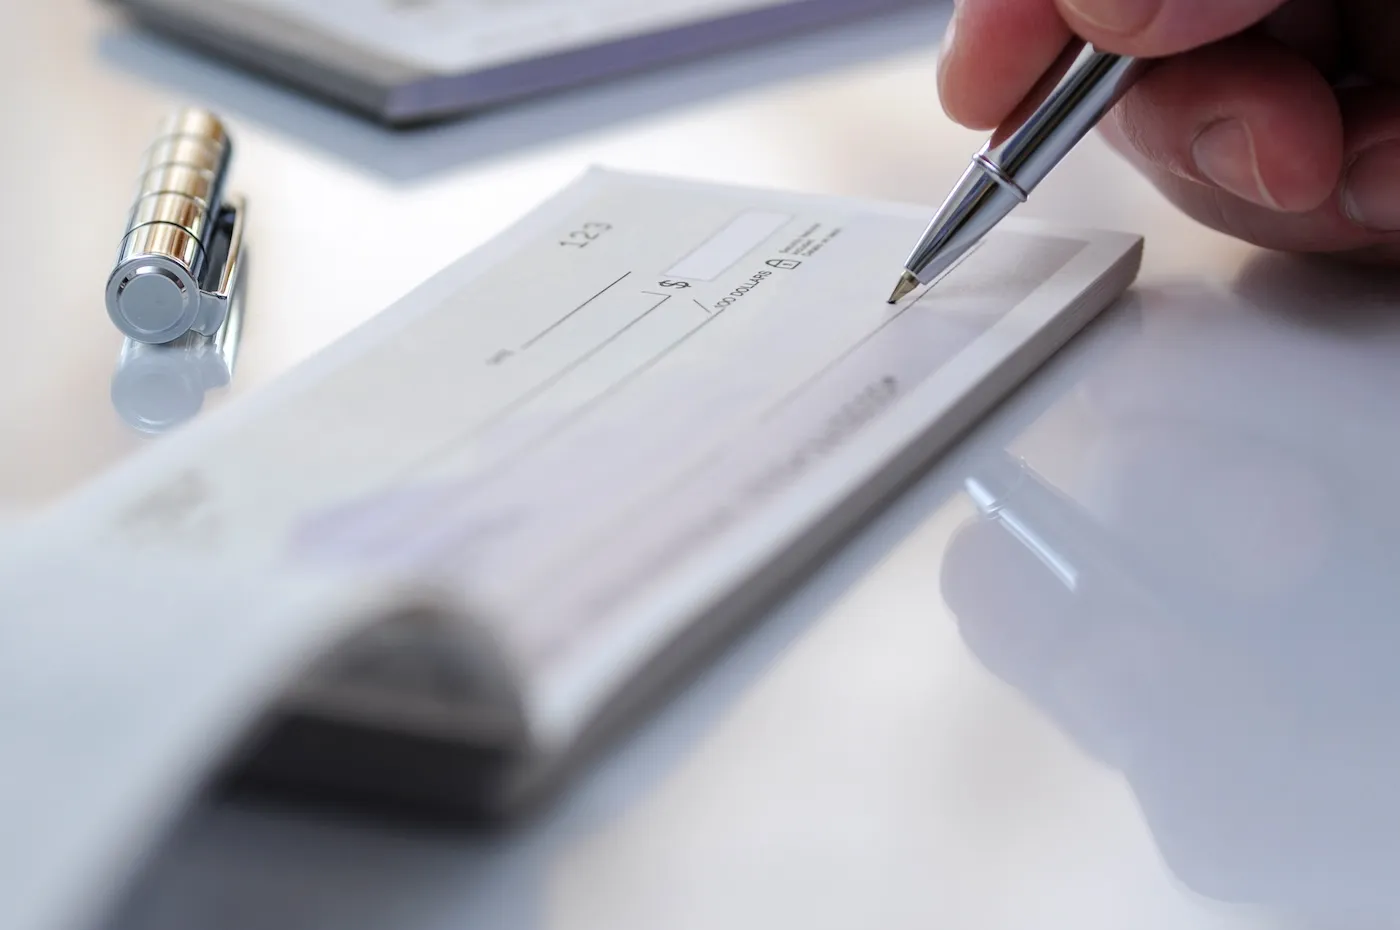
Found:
[49,169,1142,743]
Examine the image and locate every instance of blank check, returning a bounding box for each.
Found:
[49,168,1142,744]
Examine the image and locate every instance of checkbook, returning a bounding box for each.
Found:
[17,169,1142,822]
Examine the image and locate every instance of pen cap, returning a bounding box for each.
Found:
[106,108,241,345]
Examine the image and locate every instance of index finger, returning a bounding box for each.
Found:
[938,0,1292,130]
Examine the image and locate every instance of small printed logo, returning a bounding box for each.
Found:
[767,259,802,270]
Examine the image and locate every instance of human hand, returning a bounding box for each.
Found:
[937,0,1400,263]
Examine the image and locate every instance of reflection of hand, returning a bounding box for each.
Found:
[939,278,1400,915]
[939,0,1400,263]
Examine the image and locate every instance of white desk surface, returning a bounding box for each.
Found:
[4,2,1400,928]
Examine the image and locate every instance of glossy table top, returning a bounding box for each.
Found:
[4,2,1400,928]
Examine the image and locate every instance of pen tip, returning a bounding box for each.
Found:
[887,271,919,305]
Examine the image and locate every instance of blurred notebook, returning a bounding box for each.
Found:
[109,0,937,124]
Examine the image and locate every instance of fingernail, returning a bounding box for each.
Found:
[1191,120,1280,210]
[1343,140,1400,232]
[1062,0,1160,34]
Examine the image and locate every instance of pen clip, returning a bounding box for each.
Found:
[194,194,247,337]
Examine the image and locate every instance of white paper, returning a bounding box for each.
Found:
[35,169,1140,748]
[0,531,455,930]
[239,0,797,72]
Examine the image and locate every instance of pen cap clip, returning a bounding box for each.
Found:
[105,108,247,345]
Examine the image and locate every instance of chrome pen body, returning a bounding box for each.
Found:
[890,44,1145,303]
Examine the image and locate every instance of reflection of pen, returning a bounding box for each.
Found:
[964,452,1083,591]
[887,44,1144,303]
[963,451,1174,616]
[110,273,245,434]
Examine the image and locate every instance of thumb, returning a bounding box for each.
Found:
[1055,0,1292,57]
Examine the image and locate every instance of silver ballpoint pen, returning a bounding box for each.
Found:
[888,43,1146,304]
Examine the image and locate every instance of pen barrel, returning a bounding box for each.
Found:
[981,44,1144,194]
[106,108,235,345]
